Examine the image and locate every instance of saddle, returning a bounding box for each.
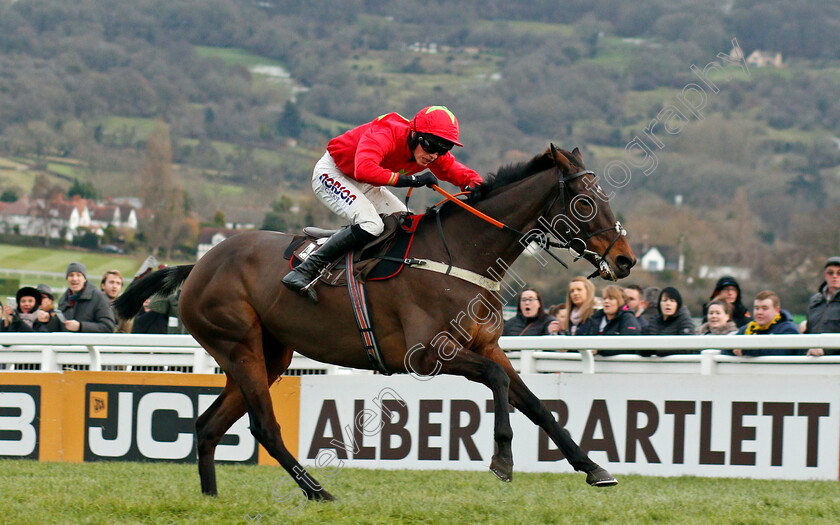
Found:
[283,213,423,287]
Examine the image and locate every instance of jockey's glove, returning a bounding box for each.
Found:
[394,172,439,188]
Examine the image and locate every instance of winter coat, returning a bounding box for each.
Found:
[576,306,641,355]
[34,308,63,332]
[1,310,37,332]
[731,309,801,356]
[805,284,840,355]
[326,112,482,189]
[503,313,557,336]
[131,309,169,334]
[58,281,116,333]
[640,306,696,356]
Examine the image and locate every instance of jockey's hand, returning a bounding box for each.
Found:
[464,181,485,203]
[395,172,439,188]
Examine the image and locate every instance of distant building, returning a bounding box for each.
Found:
[730,46,783,68]
[634,244,684,273]
[698,265,751,282]
[197,227,251,260]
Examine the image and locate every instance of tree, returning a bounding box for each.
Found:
[140,121,188,257]
[29,174,66,245]
[67,178,99,199]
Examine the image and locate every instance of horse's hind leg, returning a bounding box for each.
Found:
[196,376,246,496]
[485,346,617,486]
[196,340,294,496]
[204,329,334,501]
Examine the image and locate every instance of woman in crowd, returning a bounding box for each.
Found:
[642,286,695,356]
[702,276,750,328]
[559,276,599,336]
[503,288,557,336]
[696,299,737,335]
[2,286,43,332]
[576,285,641,354]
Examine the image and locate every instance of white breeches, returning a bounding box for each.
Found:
[311,151,408,236]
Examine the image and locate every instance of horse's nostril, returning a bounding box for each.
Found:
[616,255,635,271]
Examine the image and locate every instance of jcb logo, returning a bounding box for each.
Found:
[84,384,256,463]
[0,385,40,460]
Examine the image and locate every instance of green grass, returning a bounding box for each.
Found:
[1,460,838,524]
[0,243,187,289]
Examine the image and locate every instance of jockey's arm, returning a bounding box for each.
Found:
[429,153,483,191]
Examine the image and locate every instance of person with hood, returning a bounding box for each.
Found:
[642,286,695,356]
[282,106,484,300]
[33,283,63,332]
[58,262,116,333]
[503,288,557,336]
[730,290,800,356]
[1,286,44,332]
[576,285,641,354]
[702,276,750,328]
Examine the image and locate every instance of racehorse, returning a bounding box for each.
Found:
[114,145,635,500]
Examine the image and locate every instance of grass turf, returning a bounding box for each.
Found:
[1,460,838,524]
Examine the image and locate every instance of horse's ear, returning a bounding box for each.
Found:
[550,143,572,171]
[570,147,583,163]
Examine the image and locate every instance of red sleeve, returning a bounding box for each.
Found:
[353,130,400,186]
[429,153,483,190]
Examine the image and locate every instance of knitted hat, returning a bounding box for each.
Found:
[711,275,740,300]
[66,261,87,278]
[36,283,54,300]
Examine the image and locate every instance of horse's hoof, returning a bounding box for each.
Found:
[585,467,618,487]
[490,454,513,482]
[308,488,335,501]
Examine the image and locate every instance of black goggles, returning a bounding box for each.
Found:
[417,134,453,156]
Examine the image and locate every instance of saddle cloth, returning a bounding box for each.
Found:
[283,213,422,287]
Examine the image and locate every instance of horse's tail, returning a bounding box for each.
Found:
[113,265,195,320]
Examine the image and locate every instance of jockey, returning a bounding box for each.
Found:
[282,105,484,296]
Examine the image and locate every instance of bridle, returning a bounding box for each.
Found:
[537,162,627,279]
[429,151,626,279]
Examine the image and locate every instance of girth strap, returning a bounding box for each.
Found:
[377,256,501,292]
[345,252,391,375]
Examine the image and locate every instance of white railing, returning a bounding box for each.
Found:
[1,333,840,376]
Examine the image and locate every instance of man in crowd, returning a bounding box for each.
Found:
[623,284,649,330]
[732,290,800,356]
[100,270,123,302]
[805,256,840,356]
[58,262,116,333]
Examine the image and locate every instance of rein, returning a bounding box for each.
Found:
[428,160,626,279]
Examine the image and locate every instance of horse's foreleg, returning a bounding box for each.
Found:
[196,377,246,496]
[425,340,514,481]
[486,347,618,487]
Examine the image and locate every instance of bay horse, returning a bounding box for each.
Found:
[114,145,635,500]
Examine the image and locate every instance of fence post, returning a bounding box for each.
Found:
[87,345,102,371]
[41,346,57,372]
[519,349,536,374]
[581,349,595,374]
[700,349,720,375]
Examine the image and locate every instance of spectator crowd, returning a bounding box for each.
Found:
[502,256,840,357]
[0,260,185,335]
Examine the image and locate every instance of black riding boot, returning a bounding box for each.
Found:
[282,225,374,302]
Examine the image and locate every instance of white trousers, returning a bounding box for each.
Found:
[311,151,408,236]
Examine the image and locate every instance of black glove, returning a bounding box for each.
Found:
[394,172,439,188]
[464,182,485,203]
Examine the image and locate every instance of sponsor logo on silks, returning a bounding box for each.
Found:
[424,105,456,124]
[319,173,357,205]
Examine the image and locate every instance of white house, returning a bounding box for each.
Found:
[636,245,684,273]
[197,227,249,260]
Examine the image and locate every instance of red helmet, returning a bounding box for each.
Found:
[410,106,463,147]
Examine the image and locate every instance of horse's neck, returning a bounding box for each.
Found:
[428,168,558,274]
